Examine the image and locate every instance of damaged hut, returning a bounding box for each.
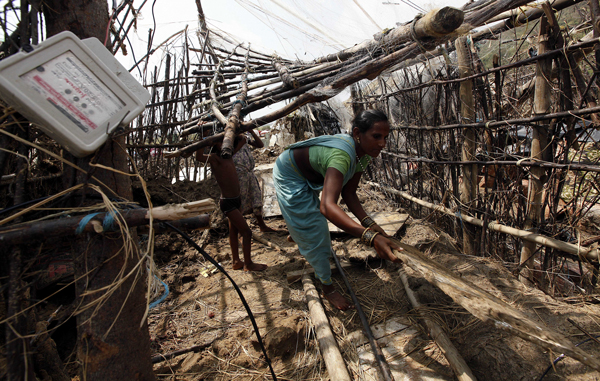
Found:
[2,0,600,380]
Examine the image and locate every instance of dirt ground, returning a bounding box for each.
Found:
[140,149,600,381]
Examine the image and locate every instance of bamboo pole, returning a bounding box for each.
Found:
[456,36,477,255]
[398,268,477,381]
[273,57,299,89]
[0,203,213,246]
[313,7,464,64]
[366,182,599,261]
[221,46,250,158]
[390,240,600,372]
[302,274,352,381]
[520,11,554,284]
[366,36,599,98]
[380,150,600,173]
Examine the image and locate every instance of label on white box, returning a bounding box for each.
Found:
[20,51,125,134]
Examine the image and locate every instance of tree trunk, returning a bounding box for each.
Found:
[42,1,155,379]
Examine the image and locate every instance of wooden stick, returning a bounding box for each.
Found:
[380,150,600,173]
[302,274,352,381]
[251,232,286,253]
[312,7,464,64]
[273,58,299,89]
[0,201,214,246]
[456,36,477,255]
[370,37,600,97]
[398,268,477,381]
[149,199,215,220]
[221,46,251,158]
[151,340,216,364]
[367,182,599,262]
[391,240,600,372]
[389,103,600,131]
[137,215,211,234]
[520,9,554,283]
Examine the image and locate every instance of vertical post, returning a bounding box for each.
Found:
[162,54,171,178]
[7,124,35,381]
[455,36,477,255]
[42,1,156,379]
[520,14,553,285]
[590,0,600,89]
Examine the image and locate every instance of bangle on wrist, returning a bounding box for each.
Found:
[369,232,380,246]
[360,216,376,228]
[360,228,380,247]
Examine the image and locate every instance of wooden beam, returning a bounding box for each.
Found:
[0,200,214,246]
[391,240,600,372]
[399,268,477,381]
[456,36,477,255]
[302,274,352,381]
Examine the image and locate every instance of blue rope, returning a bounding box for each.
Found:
[231,99,246,108]
[455,210,466,231]
[102,211,118,231]
[75,213,101,235]
[149,276,169,309]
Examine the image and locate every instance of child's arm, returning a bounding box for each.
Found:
[195,147,212,165]
[232,135,247,155]
[247,129,264,149]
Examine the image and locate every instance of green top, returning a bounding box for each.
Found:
[308,146,372,178]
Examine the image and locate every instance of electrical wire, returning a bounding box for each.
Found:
[399,0,424,13]
[539,335,600,380]
[163,221,278,381]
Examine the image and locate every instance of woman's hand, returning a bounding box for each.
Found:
[370,223,390,238]
[372,234,402,263]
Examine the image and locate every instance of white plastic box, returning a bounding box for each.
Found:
[0,31,150,157]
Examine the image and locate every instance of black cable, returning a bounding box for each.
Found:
[2,195,277,379]
[539,335,600,380]
[163,222,278,381]
[331,248,394,381]
[0,195,51,217]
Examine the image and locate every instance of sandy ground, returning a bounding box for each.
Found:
[141,170,600,381]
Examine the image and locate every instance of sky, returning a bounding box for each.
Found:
[113,0,467,121]
[0,0,469,124]
[118,0,467,70]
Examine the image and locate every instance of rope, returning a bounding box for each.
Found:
[410,14,427,53]
[231,99,246,108]
[149,276,170,309]
[75,213,102,235]
[102,211,118,231]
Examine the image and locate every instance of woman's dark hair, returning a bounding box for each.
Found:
[352,109,388,133]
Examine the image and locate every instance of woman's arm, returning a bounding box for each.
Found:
[233,135,247,154]
[342,172,390,238]
[196,148,210,164]
[321,168,401,263]
[341,172,368,221]
[321,168,365,238]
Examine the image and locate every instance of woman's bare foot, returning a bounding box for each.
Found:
[244,262,268,272]
[287,235,295,243]
[232,260,244,270]
[322,285,353,311]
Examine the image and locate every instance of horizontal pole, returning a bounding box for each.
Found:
[367,182,599,262]
[0,200,214,246]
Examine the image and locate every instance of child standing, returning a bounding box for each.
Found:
[197,137,267,272]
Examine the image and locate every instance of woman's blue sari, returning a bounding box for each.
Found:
[273,134,357,285]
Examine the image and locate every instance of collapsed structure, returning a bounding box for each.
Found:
[2,0,600,379]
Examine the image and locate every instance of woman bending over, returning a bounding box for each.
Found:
[273,109,401,310]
